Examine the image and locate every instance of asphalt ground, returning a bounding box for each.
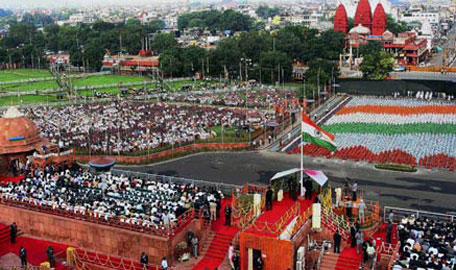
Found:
[116,151,456,213]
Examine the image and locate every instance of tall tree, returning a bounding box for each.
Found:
[151,33,178,54]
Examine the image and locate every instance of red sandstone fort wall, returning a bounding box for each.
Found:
[0,204,203,265]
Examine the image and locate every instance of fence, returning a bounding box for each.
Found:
[0,76,56,85]
[383,206,456,223]
[70,248,176,270]
[111,169,241,196]
[232,183,267,230]
[249,200,302,235]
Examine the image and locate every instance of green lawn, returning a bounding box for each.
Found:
[71,75,150,87]
[0,69,52,82]
[166,79,217,91]
[0,80,60,92]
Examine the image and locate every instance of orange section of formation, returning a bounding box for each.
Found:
[337,105,456,115]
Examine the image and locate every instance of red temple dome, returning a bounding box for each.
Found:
[372,3,387,36]
[354,0,372,30]
[334,4,349,33]
[0,107,45,155]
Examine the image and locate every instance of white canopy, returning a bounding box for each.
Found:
[270,168,301,181]
[270,168,329,187]
[302,169,328,187]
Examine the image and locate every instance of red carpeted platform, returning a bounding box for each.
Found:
[0,236,70,270]
[0,174,25,184]
[245,193,315,237]
[192,199,239,270]
[372,222,398,246]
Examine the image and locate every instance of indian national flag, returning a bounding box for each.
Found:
[302,112,337,152]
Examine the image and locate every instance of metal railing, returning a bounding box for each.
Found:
[0,196,194,238]
[383,206,456,223]
[111,169,241,196]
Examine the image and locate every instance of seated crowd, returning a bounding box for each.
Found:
[25,101,271,155]
[158,88,298,109]
[393,215,456,270]
[0,165,223,234]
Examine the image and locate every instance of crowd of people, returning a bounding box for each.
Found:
[23,101,271,155]
[0,165,224,234]
[392,215,456,270]
[157,88,297,110]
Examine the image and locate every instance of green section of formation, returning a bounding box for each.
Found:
[323,123,456,134]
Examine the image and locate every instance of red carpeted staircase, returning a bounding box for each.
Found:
[320,248,362,270]
[192,199,239,270]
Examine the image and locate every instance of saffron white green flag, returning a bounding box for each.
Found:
[302,112,337,152]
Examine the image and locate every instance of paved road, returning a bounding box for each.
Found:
[430,27,456,67]
[391,71,456,81]
[117,151,456,213]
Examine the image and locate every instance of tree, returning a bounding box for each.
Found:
[318,30,345,60]
[211,37,241,78]
[84,41,105,71]
[159,48,182,77]
[259,51,292,84]
[147,19,165,33]
[151,33,177,54]
[387,15,408,34]
[305,59,339,92]
[181,46,207,75]
[359,40,383,56]
[360,51,395,79]
[275,27,303,61]
[256,5,280,19]
[238,31,272,63]
[177,10,252,32]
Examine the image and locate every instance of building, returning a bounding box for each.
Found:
[0,107,74,178]
[335,0,429,66]
[101,52,159,74]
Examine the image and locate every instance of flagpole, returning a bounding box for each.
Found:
[300,106,304,197]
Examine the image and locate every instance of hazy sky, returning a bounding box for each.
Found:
[0,0,189,9]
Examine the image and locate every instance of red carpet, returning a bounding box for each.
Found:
[0,174,25,184]
[0,236,70,270]
[192,199,239,270]
[334,247,362,270]
[372,222,398,247]
[245,193,315,237]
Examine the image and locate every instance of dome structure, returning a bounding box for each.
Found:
[0,107,45,155]
[354,0,372,30]
[372,3,387,36]
[334,4,349,34]
[382,30,394,40]
[350,24,371,35]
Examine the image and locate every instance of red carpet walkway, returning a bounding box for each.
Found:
[0,236,70,270]
[192,199,239,270]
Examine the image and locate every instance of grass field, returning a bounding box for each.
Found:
[0,69,52,82]
[72,75,150,87]
[0,80,60,92]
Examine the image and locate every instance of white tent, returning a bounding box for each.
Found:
[270,168,329,186]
